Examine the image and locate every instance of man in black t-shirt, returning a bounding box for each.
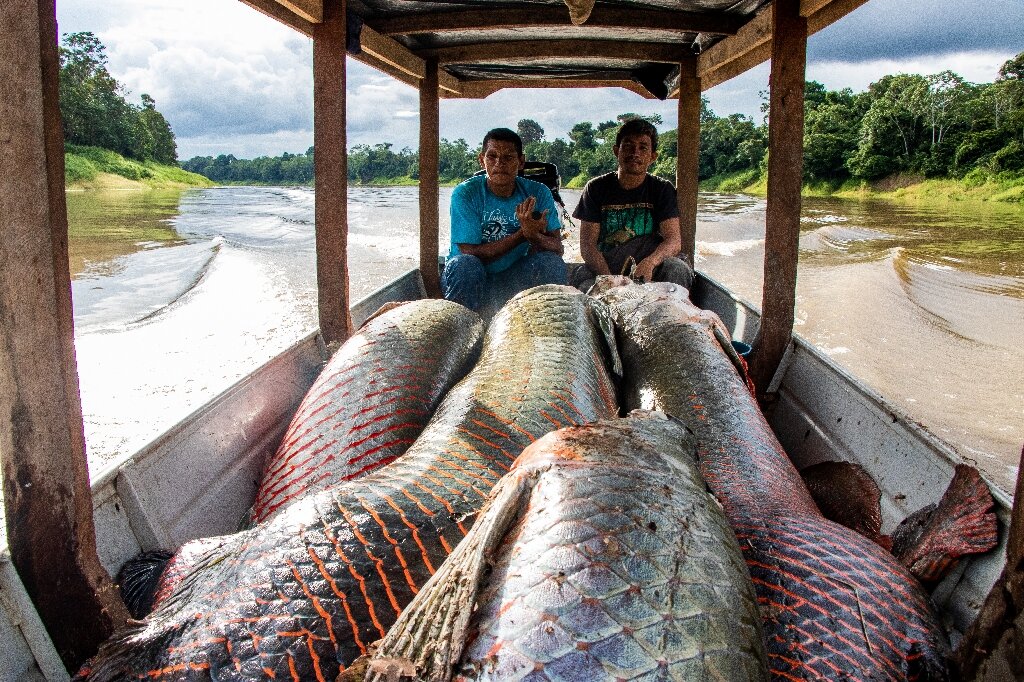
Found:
[571,118,694,291]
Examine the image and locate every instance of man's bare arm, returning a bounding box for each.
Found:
[634,217,682,281]
[580,220,612,276]
[457,231,528,263]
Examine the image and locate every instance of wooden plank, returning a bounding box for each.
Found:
[357,25,462,94]
[1,0,129,670]
[239,0,316,36]
[750,0,806,395]
[956,446,1024,679]
[419,40,690,65]
[277,0,322,24]
[456,78,653,99]
[313,0,352,347]
[694,0,871,92]
[419,59,442,298]
[802,0,870,33]
[697,6,772,90]
[676,59,700,269]
[372,7,742,36]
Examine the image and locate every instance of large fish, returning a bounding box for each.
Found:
[251,299,485,525]
[597,280,951,681]
[361,411,768,682]
[77,285,620,681]
[127,300,485,619]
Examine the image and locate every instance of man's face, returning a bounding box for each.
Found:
[614,133,657,176]
[479,140,525,192]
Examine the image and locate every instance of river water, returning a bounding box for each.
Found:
[66,186,1023,493]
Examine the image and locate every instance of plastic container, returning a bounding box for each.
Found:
[731,340,752,357]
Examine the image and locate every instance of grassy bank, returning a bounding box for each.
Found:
[700,169,1024,204]
[65,145,214,190]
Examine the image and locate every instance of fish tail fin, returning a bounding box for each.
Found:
[894,464,999,586]
[365,469,538,681]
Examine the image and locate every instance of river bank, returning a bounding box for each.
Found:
[65,145,213,190]
[703,168,1024,203]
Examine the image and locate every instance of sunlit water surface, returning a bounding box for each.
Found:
[66,187,1023,493]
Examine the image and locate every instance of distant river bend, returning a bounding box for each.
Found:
[66,186,1023,493]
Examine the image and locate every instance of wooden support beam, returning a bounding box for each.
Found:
[692,0,870,93]
[676,58,700,269]
[749,0,806,395]
[276,0,322,24]
[419,40,690,65]
[801,0,871,33]
[455,78,654,99]
[419,59,441,298]
[240,0,316,36]
[357,25,462,94]
[1,0,129,670]
[372,7,742,36]
[313,0,352,347]
[956,446,1024,679]
[697,5,772,90]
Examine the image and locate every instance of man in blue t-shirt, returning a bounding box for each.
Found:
[571,118,693,292]
[443,128,566,312]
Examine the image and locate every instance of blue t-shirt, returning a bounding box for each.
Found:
[449,175,561,274]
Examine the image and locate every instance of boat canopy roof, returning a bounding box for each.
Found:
[245,0,868,99]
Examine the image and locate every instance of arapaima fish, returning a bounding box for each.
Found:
[129,299,485,618]
[77,285,620,681]
[363,411,767,681]
[251,299,485,524]
[598,280,951,681]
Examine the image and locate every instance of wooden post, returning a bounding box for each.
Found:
[750,0,806,394]
[419,58,441,297]
[1,0,128,669]
[313,0,352,346]
[676,58,701,269]
[955,445,1024,679]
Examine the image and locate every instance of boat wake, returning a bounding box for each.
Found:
[72,237,223,333]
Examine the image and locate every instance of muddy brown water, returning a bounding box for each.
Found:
[63,186,1022,494]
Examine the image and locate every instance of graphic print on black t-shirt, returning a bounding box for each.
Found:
[600,202,655,250]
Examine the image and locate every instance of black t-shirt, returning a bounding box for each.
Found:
[572,173,679,252]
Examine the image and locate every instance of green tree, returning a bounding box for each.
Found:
[438,138,477,182]
[58,32,177,164]
[139,94,178,164]
[847,74,929,178]
[517,119,545,144]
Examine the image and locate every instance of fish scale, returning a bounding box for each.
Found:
[76,285,619,682]
[365,412,767,682]
[250,299,485,524]
[598,281,951,681]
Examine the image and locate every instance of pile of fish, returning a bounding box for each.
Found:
[77,287,619,680]
[361,411,767,681]
[596,279,953,680]
[80,278,997,681]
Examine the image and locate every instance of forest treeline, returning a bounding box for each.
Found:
[183,51,1024,191]
[59,32,178,167]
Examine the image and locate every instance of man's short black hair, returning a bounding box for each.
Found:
[615,118,659,152]
[482,128,524,156]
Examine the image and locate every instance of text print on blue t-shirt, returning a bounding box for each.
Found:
[481,208,517,241]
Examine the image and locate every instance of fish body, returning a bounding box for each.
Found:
[78,285,620,681]
[366,412,768,681]
[598,281,951,681]
[251,299,484,524]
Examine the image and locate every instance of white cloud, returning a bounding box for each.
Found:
[56,0,1022,158]
[807,50,1016,93]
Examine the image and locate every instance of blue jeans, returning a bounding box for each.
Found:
[442,251,567,312]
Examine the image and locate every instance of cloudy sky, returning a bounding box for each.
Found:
[55,0,1023,160]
